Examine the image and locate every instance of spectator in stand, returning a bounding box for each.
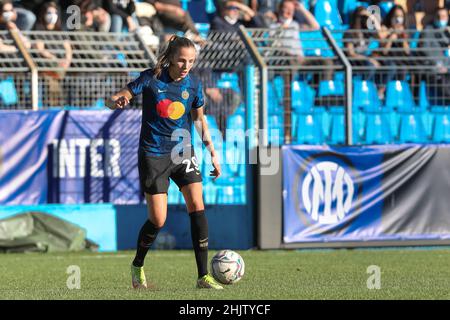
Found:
[7,0,38,31]
[380,5,413,80]
[34,1,73,107]
[344,7,395,97]
[59,0,111,32]
[103,0,139,33]
[34,1,72,70]
[145,0,204,43]
[0,0,30,48]
[210,0,265,32]
[419,6,450,105]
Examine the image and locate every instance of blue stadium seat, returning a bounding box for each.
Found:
[268,76,284,114]
[299,31,325,57]
[0,77,18,105]
[314,0,344,30]
[364,113,393,144]
[353,79,381,112]
[340,0,368,24]
[397,113,427,143]
[217,72,240,93]
[269,113,284,146]
[431,108,450,143]
[386,80,416,113]
[318,80,344,97]
[418,81,433,138]
[294,110,324,144]
[379,1,395,19]
[292,80,315,113]
[214,146,245,204]
[327,106,346,144]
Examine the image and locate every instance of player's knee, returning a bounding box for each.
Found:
[151,218,165,229]
[189,201,204,212]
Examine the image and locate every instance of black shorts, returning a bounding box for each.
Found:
[138,149,203,195]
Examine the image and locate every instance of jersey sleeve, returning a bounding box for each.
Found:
[127,70,150,96]
[192,81,205,109]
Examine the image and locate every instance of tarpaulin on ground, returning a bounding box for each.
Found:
[0,211,98,253]
[283,145,450,243]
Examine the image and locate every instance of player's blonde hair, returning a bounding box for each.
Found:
[154,35,196,78]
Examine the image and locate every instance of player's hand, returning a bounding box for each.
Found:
[210,151,221,181]
[106,96,129,110]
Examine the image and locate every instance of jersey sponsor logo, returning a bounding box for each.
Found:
[301,161,354,225]
[156,99,185,120]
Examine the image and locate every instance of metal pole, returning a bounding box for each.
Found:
[238,25,268,147]
[322,27,353,145]
[9,28,39,110]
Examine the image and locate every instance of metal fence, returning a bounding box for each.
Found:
[241,27,350,146]
[336,28,450,144]
[1,31,154,110]
[0,30,32,109]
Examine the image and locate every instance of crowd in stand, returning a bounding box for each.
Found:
[0,0,449,104]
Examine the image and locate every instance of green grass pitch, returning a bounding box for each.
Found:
[1,248,450,300]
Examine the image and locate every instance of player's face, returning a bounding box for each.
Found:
[170,46,196,80]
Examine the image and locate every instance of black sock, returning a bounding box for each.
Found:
[189,210,209,278]
[132,220,161,267]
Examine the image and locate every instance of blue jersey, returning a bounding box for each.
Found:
[127,68,205,156]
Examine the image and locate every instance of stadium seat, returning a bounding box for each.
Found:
[214,146,246,204]
[268,77,284,114]
[397,113,427,143]
[340,0,368,24]
[318,80,344,97]
[431,107,450,143]
[292,80,315,113]
[386,80,416,113]
[268,113,284,146]
[378,1,395,19]
[364,113,393,144]
[294,110,324,144]
[419,81,433,138]
[353,80,381,112]
[314,0,344,30]
[327,106,346,144]
[0,77,18,105]
[353,79,391,143]
[217,72,240,93]
[299,31,324,57]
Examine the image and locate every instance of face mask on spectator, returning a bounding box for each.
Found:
[2,10,14,22]
[224,15,238,25]
[45,12,58,25]
[392,16,404,25]
[279,17,293,26]
[435,19,448,28]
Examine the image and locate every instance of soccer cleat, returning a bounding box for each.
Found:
[131,264,147,289]
[197,274,224,290]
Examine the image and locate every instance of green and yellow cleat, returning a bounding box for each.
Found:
[197,274,224,290]
[130,264,147,289]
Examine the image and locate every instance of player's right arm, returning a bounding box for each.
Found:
[106,88,133,110]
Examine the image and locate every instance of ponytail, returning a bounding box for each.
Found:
[154,35,196,78]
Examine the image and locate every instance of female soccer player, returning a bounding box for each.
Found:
[106,35,223,290]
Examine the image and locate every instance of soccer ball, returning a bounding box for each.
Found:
[210,250,245,285]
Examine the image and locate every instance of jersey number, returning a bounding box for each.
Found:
[182,157,200,174]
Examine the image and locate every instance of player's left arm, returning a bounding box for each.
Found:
[191,107,221,180]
